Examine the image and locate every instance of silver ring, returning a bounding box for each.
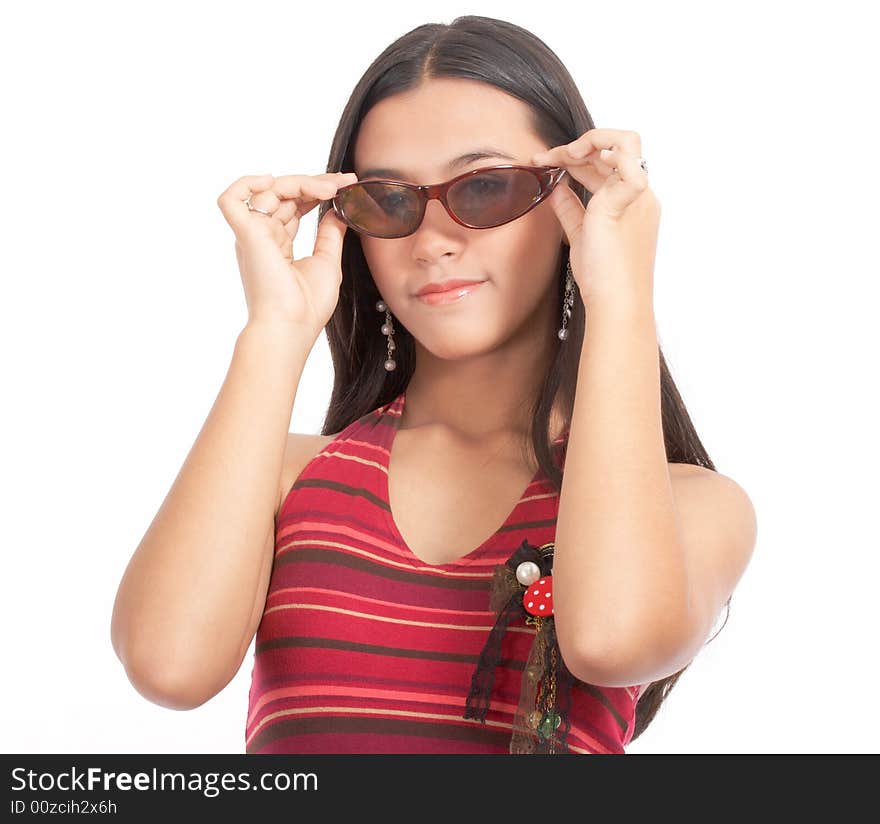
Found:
[612,157,648,177]
[244,195,273,216]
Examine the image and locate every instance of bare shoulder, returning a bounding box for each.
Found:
[274,430,343,518]
[668,461,712,479]
[669,462,754,505]
[668,461,756,541]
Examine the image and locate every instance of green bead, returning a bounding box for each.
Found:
[538,710,561,739]
[538,710,562,739]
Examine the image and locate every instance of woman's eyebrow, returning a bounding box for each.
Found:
[358,148,519,180]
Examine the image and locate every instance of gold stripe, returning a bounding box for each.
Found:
[313,447,389,474]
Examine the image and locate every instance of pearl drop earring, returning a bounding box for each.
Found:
[558,258,575,341]
[376,299,396,371]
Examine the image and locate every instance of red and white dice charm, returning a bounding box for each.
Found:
[523,575,553,616]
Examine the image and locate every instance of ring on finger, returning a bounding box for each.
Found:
[244,194,275,216]
[599,148,649,177]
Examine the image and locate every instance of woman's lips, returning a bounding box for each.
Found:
[415,281,486,306]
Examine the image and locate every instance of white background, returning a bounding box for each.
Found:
[3,0,877,754]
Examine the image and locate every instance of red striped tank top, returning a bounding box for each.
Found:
[245,390,644,754]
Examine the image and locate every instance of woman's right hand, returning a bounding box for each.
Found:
[216,171,359,336]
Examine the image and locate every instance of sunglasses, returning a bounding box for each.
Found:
[330,164,568,239]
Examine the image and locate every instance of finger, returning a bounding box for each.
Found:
[217,173,275,201]
[311,207,348,267]
[532,143,597,167]
[272,178,346,221]
[273,195,320,226]
[534,143,615,176]
[216,173,275,228]
[282,181,345,213]
[281,202,311,241]
[245,189,282,215]
[533,129,641,167]
[237,173,356,232]
[271,171,359,202]
[283,212,301,241]
[276,173,359,240]
[569,163,608,195]
[276,180,350,239]
[545,184,585,247]
[532,148,612,195]
[587,151,616,177]
[267,173,354,239]
[587,149,650,218]
[597,148,648,192]
[566,128,641,159]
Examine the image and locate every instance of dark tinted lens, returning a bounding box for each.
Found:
[447,168,541,227]
[335,182,420,238]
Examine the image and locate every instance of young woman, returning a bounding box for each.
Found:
[111,15,757,754]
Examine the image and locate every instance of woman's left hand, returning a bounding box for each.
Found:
[532,128,660,309]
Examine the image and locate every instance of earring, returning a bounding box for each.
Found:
[376,299,397,371]
[558,257,575,341]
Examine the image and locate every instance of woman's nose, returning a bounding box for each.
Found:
[415,197,457,233]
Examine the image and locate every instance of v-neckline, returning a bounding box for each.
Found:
[380,390,544,570]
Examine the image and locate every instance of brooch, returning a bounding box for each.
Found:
[463,539,577,754]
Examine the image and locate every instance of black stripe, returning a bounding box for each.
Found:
[275,546,493,591]
[247,713,513,753]
[255,635,526,671]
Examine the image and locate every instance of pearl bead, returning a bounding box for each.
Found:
[515,560,541,586]
[384,358,396,371]
[558,327,568,340]
[376,300,386,312]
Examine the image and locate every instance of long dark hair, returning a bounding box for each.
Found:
[315,14,728,744]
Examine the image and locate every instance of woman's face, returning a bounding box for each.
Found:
[352,78,568,360]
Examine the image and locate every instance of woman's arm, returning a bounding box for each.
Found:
[110,322,315,709]
[553,296,756,688]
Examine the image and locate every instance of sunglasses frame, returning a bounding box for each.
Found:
[330,164,569,239]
